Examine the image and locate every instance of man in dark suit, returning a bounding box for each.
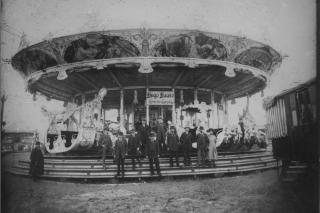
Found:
[99,128,113,170]
[127,130,142,169]
[146,131,161,176]
[29,142,44,181]
[166,126,180,167]
[156,118,167,154]
[196,126,209,167]
[114,132,127,178]
[137,119,150,156]
[180,126,194,166]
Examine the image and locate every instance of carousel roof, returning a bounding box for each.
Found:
[11,28,282,104]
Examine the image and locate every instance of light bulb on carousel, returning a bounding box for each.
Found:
[138,57,154,73]
[95,61,105,70]
[224,66,236,78]
[32,92,37,101]
[56,67,68,80]
[185,59,198,68]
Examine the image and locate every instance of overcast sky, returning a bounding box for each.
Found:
[0,0,316,132]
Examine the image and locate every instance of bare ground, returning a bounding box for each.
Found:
[1,153,318,213]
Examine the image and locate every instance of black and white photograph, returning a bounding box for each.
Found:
[0,0,318,212]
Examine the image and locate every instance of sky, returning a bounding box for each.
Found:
[0,0,316,132]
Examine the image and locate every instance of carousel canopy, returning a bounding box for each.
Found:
[11,29,282,104]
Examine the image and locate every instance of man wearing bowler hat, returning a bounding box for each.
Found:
[196,126,209,167]
[156,117,167,154]
[138,119,150,156]
[166,126,180,167]
[127,130,142,169]
[180,126,194,166]
[114,132,127,178]
[146,131,161,176]
[99,128,113,170]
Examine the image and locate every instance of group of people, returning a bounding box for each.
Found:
[218,119,267,152]
[98,127,162,178]
[29,118,222,180]
[98,118,219,178]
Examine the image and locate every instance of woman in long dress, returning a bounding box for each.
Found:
[207,128,217,167]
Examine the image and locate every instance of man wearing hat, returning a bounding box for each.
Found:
[156,117,167,154]
[166,126,180,167]
[196,126,209,167]
[180,126,194,166]
[99,128,113,170]
[137,119,150,156]
[146,131,161,176]
[127,130,142,169]
[114,132,128,178]
[29,142,44,181]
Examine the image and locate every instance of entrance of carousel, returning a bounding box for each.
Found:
[134,106,172,129]
[149,106,172,128]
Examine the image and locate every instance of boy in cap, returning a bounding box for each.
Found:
[196,126,209,167]
[29,142,44,181]
[146,131,161,176]
[99,128,113,170]
[166,126,180,167]
[127,130,142,169]
[114,132,127,178]
[180,126,194,166]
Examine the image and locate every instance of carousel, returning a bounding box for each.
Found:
[11,28,282,154]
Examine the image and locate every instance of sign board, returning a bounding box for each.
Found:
[146,91,175,105]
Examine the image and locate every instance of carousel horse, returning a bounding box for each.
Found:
[44,88,107,154]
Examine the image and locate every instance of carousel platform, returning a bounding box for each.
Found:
[9,149,279,181]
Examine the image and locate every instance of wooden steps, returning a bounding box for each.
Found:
[8,150,278,181]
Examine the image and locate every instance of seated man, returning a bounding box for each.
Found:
[146,131,161,176]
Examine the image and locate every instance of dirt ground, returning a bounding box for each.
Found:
[1,154,318,213]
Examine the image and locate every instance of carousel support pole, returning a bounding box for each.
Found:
[101,89,107,124]
[194,88,198,103]
[217,103,220,128]
[146,88,150,126]
[210,90,215,128]
[172,88,176,125]
[194,88,198,126]
[246,94,250,112]
[223,95,229,126]
[161,106,164,119]
[71,96,76,104]
[120,89,125,133]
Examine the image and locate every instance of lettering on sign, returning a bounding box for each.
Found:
[146,91,175,105]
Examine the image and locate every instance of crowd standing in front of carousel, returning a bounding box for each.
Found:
[31,116,267,180]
